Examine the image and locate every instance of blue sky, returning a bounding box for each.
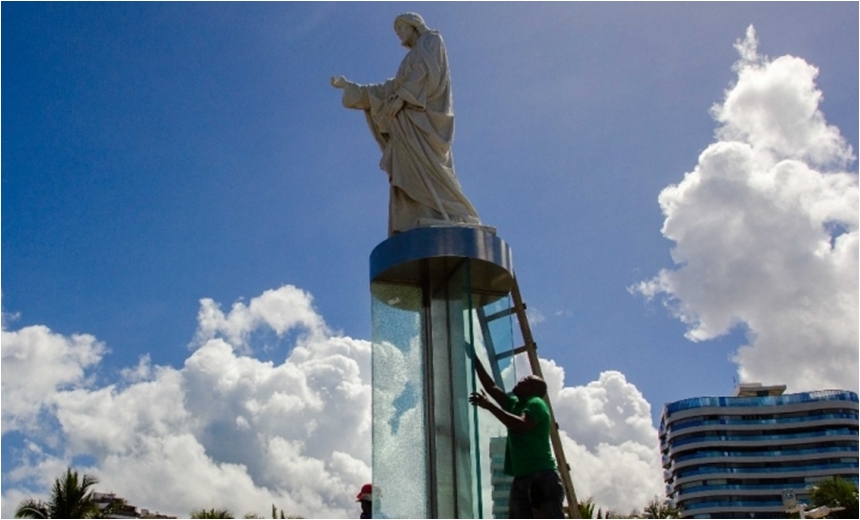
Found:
[2,2,858,518]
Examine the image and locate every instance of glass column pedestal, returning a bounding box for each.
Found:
[369,226,516,518]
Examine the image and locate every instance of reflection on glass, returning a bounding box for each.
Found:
[371,283,427,519]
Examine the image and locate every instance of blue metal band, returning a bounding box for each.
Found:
[370,226,514,294]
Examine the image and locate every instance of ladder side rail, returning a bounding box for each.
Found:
[511,276,581,519]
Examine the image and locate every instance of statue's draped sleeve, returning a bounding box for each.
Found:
[340,31,480,234]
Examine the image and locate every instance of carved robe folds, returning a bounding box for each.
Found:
[340,30,480,236]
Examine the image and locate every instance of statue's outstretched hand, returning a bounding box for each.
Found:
[330,75,348,89]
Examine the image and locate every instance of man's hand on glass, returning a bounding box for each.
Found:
[469,390,492,410]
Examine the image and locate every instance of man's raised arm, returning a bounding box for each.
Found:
[474,357,507,406]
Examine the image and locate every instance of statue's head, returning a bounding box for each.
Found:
[394,12,429,34]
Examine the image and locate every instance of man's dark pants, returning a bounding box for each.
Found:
[508,468,565,518]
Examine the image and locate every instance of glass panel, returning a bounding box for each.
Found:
[473,294,518,392]
[371,282,427,519]
[470,292,517,518]
[428,258,480,518]
[452,261,478,518]
[429,263,458,518]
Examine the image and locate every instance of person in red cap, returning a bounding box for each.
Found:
[356,483,373,519]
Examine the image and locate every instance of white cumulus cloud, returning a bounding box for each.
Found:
[192,285,329,353]
[2,285,371,518]
[539,361,663,513]
[1,324,106,434]
[633,26,858,393]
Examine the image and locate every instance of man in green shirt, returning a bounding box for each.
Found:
[469,358,565,518]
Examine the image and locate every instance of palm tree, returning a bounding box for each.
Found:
[810,476,859,519]
[15,468,101,519]
[641,495,681,518]
[578,497,597,519]
[14,499,49,519]
[191,508,234,519]
[241,503,304,519]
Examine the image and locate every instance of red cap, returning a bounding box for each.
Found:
[356,483,373,501]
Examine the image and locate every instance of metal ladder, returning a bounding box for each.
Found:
[476,275,582,519]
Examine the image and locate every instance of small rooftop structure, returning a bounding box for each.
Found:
[732,382,787,397]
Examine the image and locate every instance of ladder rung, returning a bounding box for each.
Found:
[495,345,529,360]
[484,306,517,322]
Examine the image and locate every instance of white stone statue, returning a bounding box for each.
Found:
[332,12,483,236]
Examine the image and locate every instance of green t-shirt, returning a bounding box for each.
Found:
[502,394,557,477]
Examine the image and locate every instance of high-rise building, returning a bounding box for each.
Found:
[489,436,514,519]
[660,383,859,519]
